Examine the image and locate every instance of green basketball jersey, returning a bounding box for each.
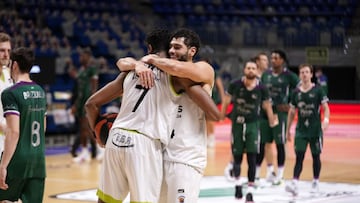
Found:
[261,68,299,106]
[76,66,98,116]
[290,84,329,137]
[1,81,47,178]
[227,78,270,123]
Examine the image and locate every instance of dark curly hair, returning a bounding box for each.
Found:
[170,28,201,57]
[145,29,171,55]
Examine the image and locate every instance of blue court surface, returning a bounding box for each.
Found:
[51,176,360,203]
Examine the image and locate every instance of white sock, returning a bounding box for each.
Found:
[277,166,284,179]
[266,165,274,176]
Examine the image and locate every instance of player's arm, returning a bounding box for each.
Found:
[116,57,138,71]
[0,114,20,190]
[116,57,154,89]
[321,102,330,131]
[262,100,278,127]
[141,54,214,84]
[286,105,296,142]
[176,77,220,121]
[90,76,98,95]
[85,72,127,130]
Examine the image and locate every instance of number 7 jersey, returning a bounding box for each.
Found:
[111,66,180,145]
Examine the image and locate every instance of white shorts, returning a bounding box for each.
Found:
[159,161,203,203]
[97,128,163,202]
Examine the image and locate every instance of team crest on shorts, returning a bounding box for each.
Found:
[177,195,185,203]
[177,189,185,203]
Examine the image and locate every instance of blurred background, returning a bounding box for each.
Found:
[1,0,359,141]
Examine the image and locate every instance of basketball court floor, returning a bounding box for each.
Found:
[44,103,360,203]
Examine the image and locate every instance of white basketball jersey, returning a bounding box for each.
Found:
[0,67,13,135]
[112,67,179,145]
[163,92,207,174]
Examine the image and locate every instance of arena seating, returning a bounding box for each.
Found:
[1,0,358,134]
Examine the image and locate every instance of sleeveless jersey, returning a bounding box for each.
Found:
[227,78,270,123]
[290,85,329,137]
[111,66,179,145]
[76,65,98,117]
[261,68,299,107]
[0,67,13,135]
[163,91,208,174]
[1,81,47,178]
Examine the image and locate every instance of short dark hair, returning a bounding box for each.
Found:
[271,49,289,65]
[171,28,201,57]
[10,47,35,73]
[244,59,258,68]
[145,29,171,54]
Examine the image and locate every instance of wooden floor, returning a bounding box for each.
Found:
[43,103,360,202]
[43,132,360,203]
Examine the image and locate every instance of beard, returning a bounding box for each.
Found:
[178,55,187,62]
[245,74,256,80]
[0,59,9,67]
[171,52,188,62]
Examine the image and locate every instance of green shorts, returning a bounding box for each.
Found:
[0,177,45,203]
[231,121,260,155]
[294,135,323,155]
[259,112,287,144]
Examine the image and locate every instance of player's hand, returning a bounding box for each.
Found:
[276,104,290,112]
[0,167,8,190]
[141,54,158,64]
[322,118,329,131]
[286,132,292,142]
[135,63,154,89]
[269,114,279,127]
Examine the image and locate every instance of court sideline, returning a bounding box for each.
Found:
[43,103,360,202]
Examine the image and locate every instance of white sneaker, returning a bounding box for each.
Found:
[224,162,235,182]
[285,181,298,196]
[266,172,277,183]
[272,177,284,186]
[73,148,91,163]
[310,181,320,193]
[254,177,260,185]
